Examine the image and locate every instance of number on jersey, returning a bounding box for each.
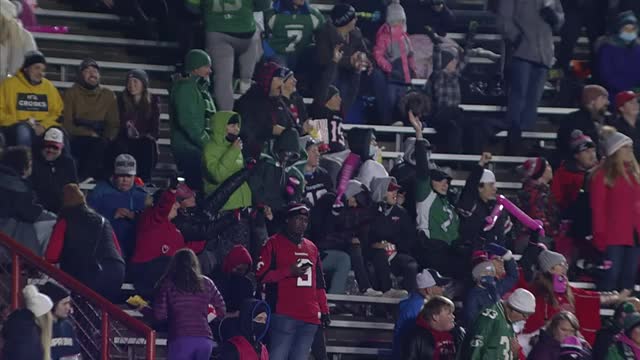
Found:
[296,258,313,287]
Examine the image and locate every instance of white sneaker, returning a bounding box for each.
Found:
[383,289,409,298]
[362,288,383,297]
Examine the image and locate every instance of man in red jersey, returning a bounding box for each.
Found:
[256,203,330,360]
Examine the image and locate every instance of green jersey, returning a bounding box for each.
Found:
[457,302,517,360]
[193,0,271,33]
[264,6,324,54]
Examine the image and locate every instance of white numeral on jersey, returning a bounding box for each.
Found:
[285,29,304,53]
[296,258,313,287]
[499,336,512,360]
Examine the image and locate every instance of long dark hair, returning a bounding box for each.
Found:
[122,82,152,117]
[157,249,203,293]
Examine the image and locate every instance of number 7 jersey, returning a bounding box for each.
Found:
[256,233,329,325]
[264,4,325,55]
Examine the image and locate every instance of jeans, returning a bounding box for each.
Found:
[505,57,548,153]
[172,150,204,193]
[269,314,318,360]
[167,336,214,360]
[310,326,328,360]
[350,244,372,291]
[3,122,35,147]
[370,250,419,292]
[598,245,640,291]
[321,250,351,294]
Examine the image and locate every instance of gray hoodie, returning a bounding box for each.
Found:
[370,176,396,203]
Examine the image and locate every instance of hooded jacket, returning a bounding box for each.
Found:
[220,299,270,360]
[203,111,252,210]
[169,74,214,156]
[373,23,416,84]
[0,70,63,128]
[1,308,44,360]
[131,191,185,264]
[62,82,119,140]
[30,147,78,213]
[248,128,305,212]
[213,245,256,313]
[368,176,415,253]
[551,160,588,214]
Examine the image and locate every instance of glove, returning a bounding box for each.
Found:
[487,242,513,261]
[321,313,331,328]
[539,6,559,27]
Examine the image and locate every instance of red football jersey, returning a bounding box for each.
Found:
[256,233,329,324]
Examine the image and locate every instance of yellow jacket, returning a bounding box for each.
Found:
[0,71,63,129]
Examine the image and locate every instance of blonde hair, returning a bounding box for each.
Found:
[597,126,640,187]
[35,312,53,360]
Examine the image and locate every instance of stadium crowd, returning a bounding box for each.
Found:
[1,0,640,359]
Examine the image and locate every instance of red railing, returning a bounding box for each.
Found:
[0,232,156,359]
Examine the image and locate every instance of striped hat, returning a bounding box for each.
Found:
[569,130,595,154]
[518,157,547,180]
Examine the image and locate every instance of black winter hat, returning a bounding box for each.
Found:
[22,50,46,69]
[39,281,70,305]
[325,85,340,103]
[80,58,100,72]
[127,69,149,88]
[331,4,356,27]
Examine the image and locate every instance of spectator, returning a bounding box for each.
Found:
[594,302,637,359]
[280,68,312,135]
[87,154,148,261]
[30,128,78,213]
[154,248,226,360]
[203,111,253,260]
[596,11,640,101]
[0,4,37,84]
[0,146,54,256]
[63,58,119,180]
[214,245,255,314]
[523,250,627,347]
[609,91,640,159]
[498,0,564,153]
[1,285,53,360]
[404,0,455,36]
[315,4,370,112]
[368,176,418,296]
[464,245,518,327]
[300,136,334,206]
[39,282,81,360]
[350,128,387,188]
[402,295,464,360]
[263,0,325,70]
[392,269,451,359]
[338,0,386,41]
[605,312,640,360]
[196,0,270,110]
[556,85,610,164]
[248,128,304,232]
[458,288,536,359]
[0,51,63,147]
[255,203,330,360]
[45,184,125,301]
[457,152,512,251]
[115,69,160,182]
[220,298,270,360]
[130,189,185,298]
[169,49,214,192]
[529,311,592,360]
[372,0,416,125]
[409,115,460,276]
[515,157,558,252]
[590,129,640,291]
[235,61,294,160]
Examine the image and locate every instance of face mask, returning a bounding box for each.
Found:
[480,275,497,289]
[553,274,567,293]
[619,31,638,42]
[252,321,267,338]
[369,144,378,158]
[512,320,525,333]
[225,133,239,143]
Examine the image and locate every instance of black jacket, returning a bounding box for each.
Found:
[0,164,43,222]
[402,323,465,360]
[2,309,44,360]
[555,108,608,165]
[315,22,367,70]
[369,204,415,254]
[174,206,234,244]
[303,167,334,207]
[404,0,456,36]
[30,152,78,213]
[282,93,308,135]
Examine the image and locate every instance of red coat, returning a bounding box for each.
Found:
[551,161,586,213]
[590,168,640,251]
[130,191,185,264]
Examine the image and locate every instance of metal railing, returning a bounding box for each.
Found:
[0,232,156,360]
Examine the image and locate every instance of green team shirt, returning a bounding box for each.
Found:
[457,302,517,360]
[194,0,271,33]
[415,174,459,243]
[264,7,324,54]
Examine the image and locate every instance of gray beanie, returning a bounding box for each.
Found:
[601,130,633,157]
[472,261,495,281]
[386,0,406,25]
[538,250,566,273]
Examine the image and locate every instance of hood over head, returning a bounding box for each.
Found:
[273,128,302,157]
[209,111,242,145]
[239,298,271,342]
[222,245,252,274]
[347,128,375,160]
[370,176,398,203]
[356,160,388,190]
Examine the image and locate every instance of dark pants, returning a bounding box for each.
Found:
[269,314,318,360]
[505,58,548,154]
[556,0,606,74]
[130,256,172,299]
[173,150,204,193]
[2,122,35,147]
[371,69,407,125]
[71,136,108,181]
[350,244,372,292]
[598,244,640,291]
[416,233,460,279]
[110,137,158,182]
[310,326,328,360]
[370,250,418,292]
[77,259,125,302]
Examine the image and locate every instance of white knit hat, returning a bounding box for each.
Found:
[480,169,496,184]
[23,285,53,317]
[386,0,406,25]
[601,130,633,157]
[507,288,536,314]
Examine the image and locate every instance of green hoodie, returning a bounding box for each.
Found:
[203,111,252,210]
[169,75,215,156]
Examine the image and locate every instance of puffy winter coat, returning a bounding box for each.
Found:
[373,23,416,84]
